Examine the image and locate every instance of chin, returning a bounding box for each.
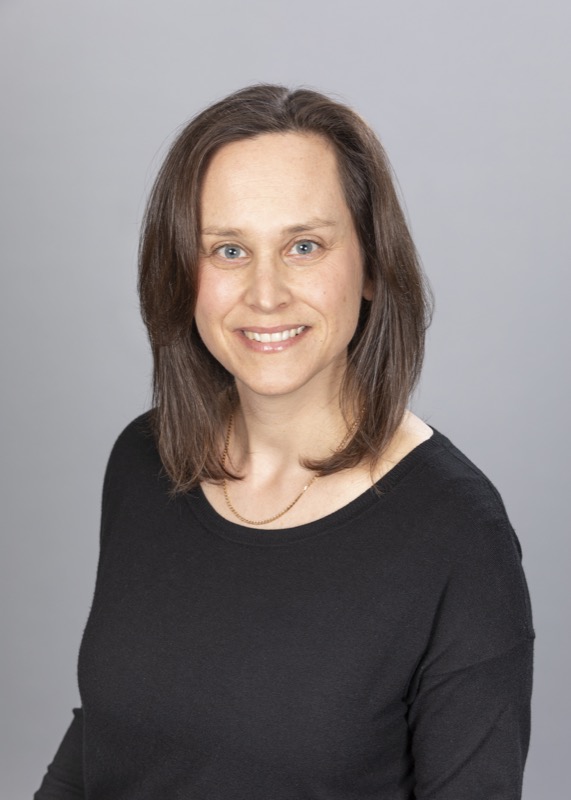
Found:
[234,374,311,399]
[244,382,306,399]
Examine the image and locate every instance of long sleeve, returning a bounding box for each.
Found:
[405,467,535,799]
[34,708,85,799]
[408,637,533,799]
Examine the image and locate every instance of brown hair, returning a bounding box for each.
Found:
[138,84,433,493]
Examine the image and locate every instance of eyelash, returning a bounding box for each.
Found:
[212,239,321,261]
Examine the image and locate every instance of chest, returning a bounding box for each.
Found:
[78,499,436,786]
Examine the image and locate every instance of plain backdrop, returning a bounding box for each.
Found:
[1,1,569,797]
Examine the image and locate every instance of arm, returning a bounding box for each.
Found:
[408,637,533,799]
[406,471,535,799]
[34,708,84,799]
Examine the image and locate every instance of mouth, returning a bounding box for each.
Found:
[241,325,307,343]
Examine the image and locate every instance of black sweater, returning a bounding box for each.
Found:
[35,415,534,799]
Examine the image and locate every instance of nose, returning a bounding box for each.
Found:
[242,256,292,313]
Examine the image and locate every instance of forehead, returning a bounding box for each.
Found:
[200,132,349,225]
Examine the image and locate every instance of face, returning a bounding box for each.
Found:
[195,132,370,402]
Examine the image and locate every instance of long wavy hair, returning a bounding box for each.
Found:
[138,84,433,493]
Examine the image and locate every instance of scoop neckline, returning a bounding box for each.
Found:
[185,426,450,547]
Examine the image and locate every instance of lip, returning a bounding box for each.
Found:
[238,325,306,334]
[236,325,310,352]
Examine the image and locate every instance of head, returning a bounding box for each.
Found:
[139,84,433,491]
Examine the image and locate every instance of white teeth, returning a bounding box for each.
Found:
[243,326,306,342]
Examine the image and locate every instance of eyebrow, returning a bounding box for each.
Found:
[200,218,337,237]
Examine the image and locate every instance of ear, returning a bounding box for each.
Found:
[362,276,373,301]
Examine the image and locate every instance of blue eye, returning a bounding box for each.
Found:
[292,240,319,255]
[217,244,246,259]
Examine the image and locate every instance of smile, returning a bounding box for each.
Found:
[241,326,306,343]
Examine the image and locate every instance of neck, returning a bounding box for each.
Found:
[229,383,353,476]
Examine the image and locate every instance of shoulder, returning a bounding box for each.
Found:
[102,411,163,498]
[108,410,156,456]
[407,424,526,571]
[392,416,533,591]
[397,423,535,664]
[417,425,515,537]
[98,411,173,550]
[379,413,518,553]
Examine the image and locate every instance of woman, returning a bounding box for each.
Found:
[35,85,534,799]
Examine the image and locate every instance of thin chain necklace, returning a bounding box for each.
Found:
[221,413,356,526]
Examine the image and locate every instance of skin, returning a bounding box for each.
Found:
[195,132,370,403]
[196,132,432,528]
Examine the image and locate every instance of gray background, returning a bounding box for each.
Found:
[1,0,568,797]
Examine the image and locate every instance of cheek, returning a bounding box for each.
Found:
[195,271,233,322]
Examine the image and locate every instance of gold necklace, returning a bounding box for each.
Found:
[221,414,356,526]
